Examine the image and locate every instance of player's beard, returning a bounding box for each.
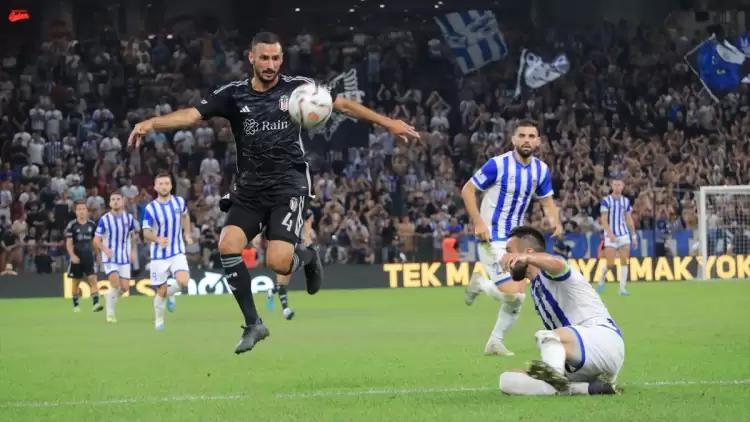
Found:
[157,191,171,199]
[515,146,533,159]
[254,66,278,84]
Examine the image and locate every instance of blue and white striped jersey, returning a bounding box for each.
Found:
[600,195,631,236]
[142,196,188,260]
[530,261,619,331]
[471,151,553,241]
[95,211,136,264]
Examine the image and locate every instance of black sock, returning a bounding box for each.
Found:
[221,254,261,326]
[92,292,100,305]
[277,285,289,309]
[290,247,315,273]
[72,295,80,307]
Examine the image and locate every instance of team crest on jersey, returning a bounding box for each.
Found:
[279,95,289,111]
[289,197,298,212]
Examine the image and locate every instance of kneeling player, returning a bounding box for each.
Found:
[94,192,137,323]
[273,206,314,320]
[497,226,624,396]
[66,202,103,312]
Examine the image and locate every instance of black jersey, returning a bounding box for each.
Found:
[65,219,97,258]
[195,75,316,191]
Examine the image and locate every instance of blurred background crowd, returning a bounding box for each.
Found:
[0,0,748,274]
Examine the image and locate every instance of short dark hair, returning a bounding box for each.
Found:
[251,32,281,48]
[515,119,539,132]
[109,190,122,198]
[74,200,87,208]
[155,172,171,181]
[508,226,546,252]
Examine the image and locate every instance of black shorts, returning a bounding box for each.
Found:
[69,257,96,279]
[221,185,309,246]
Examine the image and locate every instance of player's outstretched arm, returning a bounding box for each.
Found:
[129,83,234,148]
[128,108,203,148]
[332,97,419,140]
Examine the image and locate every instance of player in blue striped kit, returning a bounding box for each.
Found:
[142,173,193,330]
[94,191,137,323]
[596,179,637,296]
[497,226,622,396]
[462,120,563,356]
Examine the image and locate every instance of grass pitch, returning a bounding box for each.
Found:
[1,281,749,422]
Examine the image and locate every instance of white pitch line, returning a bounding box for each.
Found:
[2,379,749,408]
[275,379,750,399]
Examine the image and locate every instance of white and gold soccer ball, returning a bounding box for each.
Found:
[287,83,333,129]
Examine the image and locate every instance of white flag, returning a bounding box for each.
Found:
[514,49,570,98]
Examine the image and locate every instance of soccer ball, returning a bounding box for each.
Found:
[287,83,333,129]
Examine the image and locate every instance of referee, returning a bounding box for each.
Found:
[65,201,102,312]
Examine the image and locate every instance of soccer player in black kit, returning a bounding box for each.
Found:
[66,202,103,313]
[127,32,419,354]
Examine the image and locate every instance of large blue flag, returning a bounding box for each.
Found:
[685,29,750,101]
[434,10,508,74]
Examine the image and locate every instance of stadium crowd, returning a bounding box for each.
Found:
[0,14,748,274]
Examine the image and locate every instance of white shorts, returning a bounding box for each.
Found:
[564,324,625,382]
[603,235,631,250]
[150,254,190,286]
[477,240,513,285]
[102,263,132,280]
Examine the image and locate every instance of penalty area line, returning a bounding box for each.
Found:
[2,379,749,408]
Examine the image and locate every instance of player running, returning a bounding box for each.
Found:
[596,179,637,295]
[273,205,314,320]
[127,31,418,354]
[462,119,563,356]
[497,226,623,396]
[141,173,193,331]
[66,202,103,313]
[94,191,136,323]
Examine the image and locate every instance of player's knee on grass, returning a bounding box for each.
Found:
[266,240,294,275]
[549,327,581,361]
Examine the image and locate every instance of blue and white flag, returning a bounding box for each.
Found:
[737,32,750,57]
[685,33,750,102]
[434,10,507,74]
[514,49,570,98]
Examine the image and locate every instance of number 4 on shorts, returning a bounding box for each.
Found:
[282,212,295,233]
[282,212,303,237]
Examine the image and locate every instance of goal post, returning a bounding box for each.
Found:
[697,185,750,280]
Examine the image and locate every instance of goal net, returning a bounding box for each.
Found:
[696,186,750,280]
